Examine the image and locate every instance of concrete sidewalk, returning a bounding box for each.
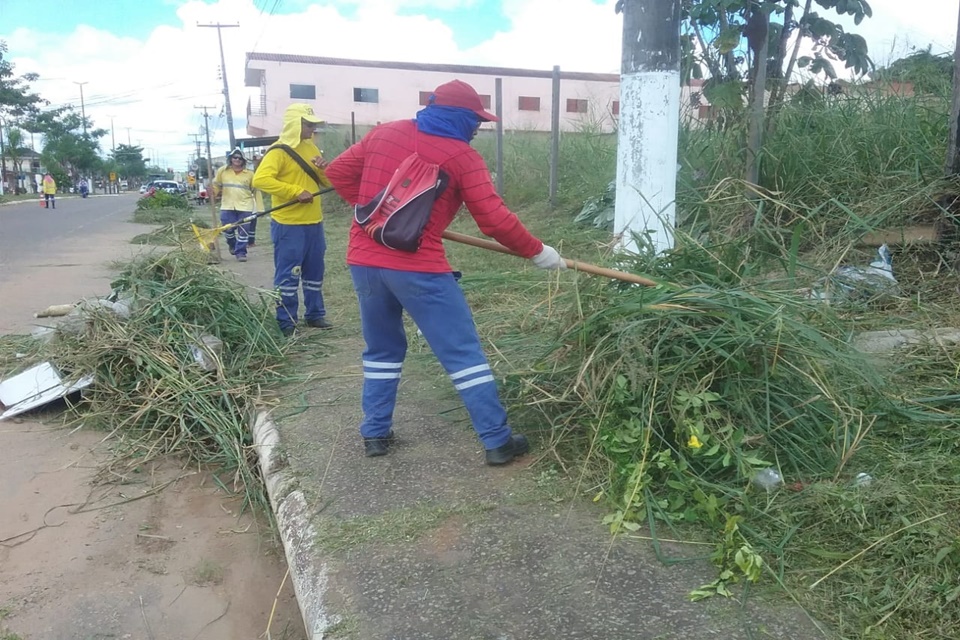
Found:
[234,234,827,640]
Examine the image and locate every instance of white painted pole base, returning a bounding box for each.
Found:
[614,70,680,255]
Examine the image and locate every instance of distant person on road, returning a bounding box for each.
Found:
[252,103,333,337]
[42,174,57,209]
[212,148,256,262]
[324,79,567,465]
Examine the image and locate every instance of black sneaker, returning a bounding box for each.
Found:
[485,434,530,466]
[280,326,295,338]
[306,317,333,329]
[363,431,395,457]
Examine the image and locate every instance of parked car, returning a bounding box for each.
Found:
[120,180,129,189]
[151,180,182,195]
[139,182,152,194]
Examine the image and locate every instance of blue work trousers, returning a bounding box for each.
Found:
[220,209,252,256]
[272,221,326,330]
[349,266,512,450]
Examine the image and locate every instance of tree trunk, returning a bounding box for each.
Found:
[766,0,813,137]
[741,9,770,232]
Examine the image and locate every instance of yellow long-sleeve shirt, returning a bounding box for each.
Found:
[251,140,332,225]
[212,166,255,212]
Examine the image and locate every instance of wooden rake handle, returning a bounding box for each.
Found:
[440,230,657,287]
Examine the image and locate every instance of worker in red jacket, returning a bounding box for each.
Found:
[325,79,566,465]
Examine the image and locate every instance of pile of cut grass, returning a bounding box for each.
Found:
[131,206,211,247]
[497,229,960,638]
[25,252,287,513]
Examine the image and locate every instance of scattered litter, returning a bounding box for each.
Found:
[852,472,874,487]
[189,335,224,372]
[34,303,76,318]
[0,361,94,421]
[79,297,132,319]
[806,244,899,303]
[752,468,783,492]
[30,326,56,343]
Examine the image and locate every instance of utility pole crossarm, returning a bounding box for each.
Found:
[198,22,240,151]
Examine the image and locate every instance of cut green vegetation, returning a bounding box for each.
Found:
[131,205,211,247]
[4,251,290,515]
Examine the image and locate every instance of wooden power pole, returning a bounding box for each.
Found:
[198,22,239,151]
[946,5,960,177]
[614,0,682,254]
[195,105,222,262]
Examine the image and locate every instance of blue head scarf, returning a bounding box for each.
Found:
[415,98,480,143]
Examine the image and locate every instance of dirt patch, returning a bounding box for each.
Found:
[0,419,305,640]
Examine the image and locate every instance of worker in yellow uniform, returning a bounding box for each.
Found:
[42,174,57,209]
[252,104,333,336]
[212,148,256,262]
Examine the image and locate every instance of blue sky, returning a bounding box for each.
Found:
[1,0,181,40]
[0,0,956,170]
[1,0,531,50]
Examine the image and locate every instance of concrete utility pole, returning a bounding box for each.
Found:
[946,4,960,176]
[74,81,89,136]
[198,22,239,151]
[106,115,116,152]
[196,105,222,261]
[614,0,682,254]
[549,66,561,208]
[189,133,203,167]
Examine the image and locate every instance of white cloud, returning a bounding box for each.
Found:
[2,0,955,170]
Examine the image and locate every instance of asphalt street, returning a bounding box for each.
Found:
[0,192,150,333]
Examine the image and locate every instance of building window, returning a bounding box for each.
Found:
[289,84,316,100]
[354,87,379,103]
[566,98,588,114]
[478,94,492,109]
[518,96,540,111]
[612,101,620,116]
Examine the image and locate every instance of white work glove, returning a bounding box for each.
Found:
[531,245,567,270]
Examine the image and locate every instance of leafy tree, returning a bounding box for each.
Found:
[112,143,147,179]
[0,40,45,191]
[27,107,107,181]
[0,41,43,119]
[4,126,33,193]
[680,1,873,120]
[673,1,875,229]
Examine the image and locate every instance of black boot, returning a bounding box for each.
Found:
[485,435,530,466]
[363,431,395,457]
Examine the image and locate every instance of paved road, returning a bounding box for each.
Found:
[0,193,154,333]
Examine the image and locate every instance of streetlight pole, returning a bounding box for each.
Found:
[74,81,88,136]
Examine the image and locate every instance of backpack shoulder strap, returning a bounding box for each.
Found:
[265,144,322,188]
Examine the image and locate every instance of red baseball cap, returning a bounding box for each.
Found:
[431,80,499,122]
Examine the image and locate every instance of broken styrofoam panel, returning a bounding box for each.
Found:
[853,328,960,354]
[0,361,94,421]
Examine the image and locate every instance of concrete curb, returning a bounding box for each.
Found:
[252,410,339,640]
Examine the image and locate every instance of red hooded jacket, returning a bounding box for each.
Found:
[325,119,543,273]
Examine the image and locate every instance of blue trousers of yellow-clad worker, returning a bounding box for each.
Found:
[271,220,326,332]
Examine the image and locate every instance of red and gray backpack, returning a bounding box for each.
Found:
[354,147,449,253]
